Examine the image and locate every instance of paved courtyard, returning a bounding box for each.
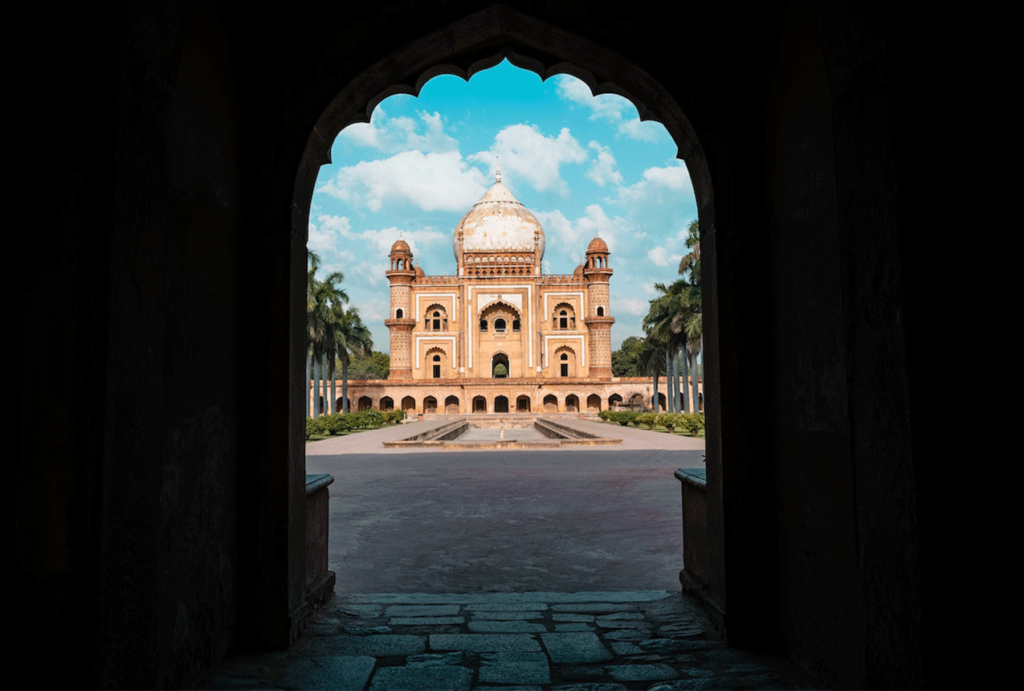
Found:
[201,418,818,689]
[306,416,706,593]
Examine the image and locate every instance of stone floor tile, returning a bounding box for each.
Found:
[479,652,551,685]
[465,602,548,612]
[368,664,472,691]
[405,652,464,666]
[540,632,613,664]
[551,603,638,614]
[554,623,594,632]
[388,616,464,625]
[344,625,392,635]
[638,638,689,654]
[469,620,548,633]
[559,665,606,680]
[595,618,651,629]
[553,613,594,622]
[609,641,642,655]
[280,655,376,690]
[429,633,542,653]
[600,627,652,642]
[385,604,460,617]
[605,663,680,681]
[471,611,544,620]
[656,621,706,638]
[596,611,644,621]
[329,634,426,657]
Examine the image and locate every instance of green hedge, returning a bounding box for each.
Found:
[306,409,405,439]
[597,410,704,435]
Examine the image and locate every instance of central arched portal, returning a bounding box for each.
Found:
[492,353,510,378]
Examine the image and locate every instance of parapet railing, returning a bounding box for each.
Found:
[674,468,708,598]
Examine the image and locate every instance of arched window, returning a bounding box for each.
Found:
[432,354,441,379]
[494,318,506,333]
[553,303,576,330]
[560,352,569,377]
[425,305,448,331]
[395,308,404,319]
[480,319,488,332]
[512,319,520,332]
[597,306,605,316]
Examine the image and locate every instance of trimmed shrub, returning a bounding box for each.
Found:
[636,412,657,428]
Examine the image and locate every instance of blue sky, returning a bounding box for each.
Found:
[309,59,697,354]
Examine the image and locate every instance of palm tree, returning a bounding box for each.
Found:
[678,220,702,411]
[326,305,372,414]
[643,280,691,412]
[307,251,348,417]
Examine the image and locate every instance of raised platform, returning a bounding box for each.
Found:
[383,415,622,449]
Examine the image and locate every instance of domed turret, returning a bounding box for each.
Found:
[586,236,608,254]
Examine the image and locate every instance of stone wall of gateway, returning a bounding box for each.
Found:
[309,377,704,415]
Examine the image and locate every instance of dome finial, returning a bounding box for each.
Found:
[495,157,501,184]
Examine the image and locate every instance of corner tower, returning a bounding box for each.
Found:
[584,236,614,378]
[385,239,416,380]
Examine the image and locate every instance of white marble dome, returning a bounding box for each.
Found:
[453,172,545,260]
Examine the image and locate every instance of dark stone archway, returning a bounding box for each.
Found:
[23,3,933,689]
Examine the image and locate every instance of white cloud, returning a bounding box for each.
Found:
[339,109,459,154]
[535,203,631,257]
[647,246,672,267]
[470,124,586,195]
[615,161,692,208]
[315,215,447,281]
[618,117,662,142]
[615,297,649,316]
[317,150,488,213]
[554,74,664,142]
[586,142,622,187]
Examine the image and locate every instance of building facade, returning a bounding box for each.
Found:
[338,171,678,415]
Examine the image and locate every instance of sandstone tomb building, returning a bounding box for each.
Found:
[344,170,659,414]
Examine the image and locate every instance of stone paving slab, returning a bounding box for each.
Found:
[471,611,545,620]
[328,634,426,657]
[540,632,614,664]
[551,603,639,613]
[389,616,464,625]
[430,634,543,653]
[605,663,680,681]
[465,602,548,612]
[468,620,548,633]
[281,655,375,690]
[368,664,473,691]
[385,604,461,617]
[479,652,551,685]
